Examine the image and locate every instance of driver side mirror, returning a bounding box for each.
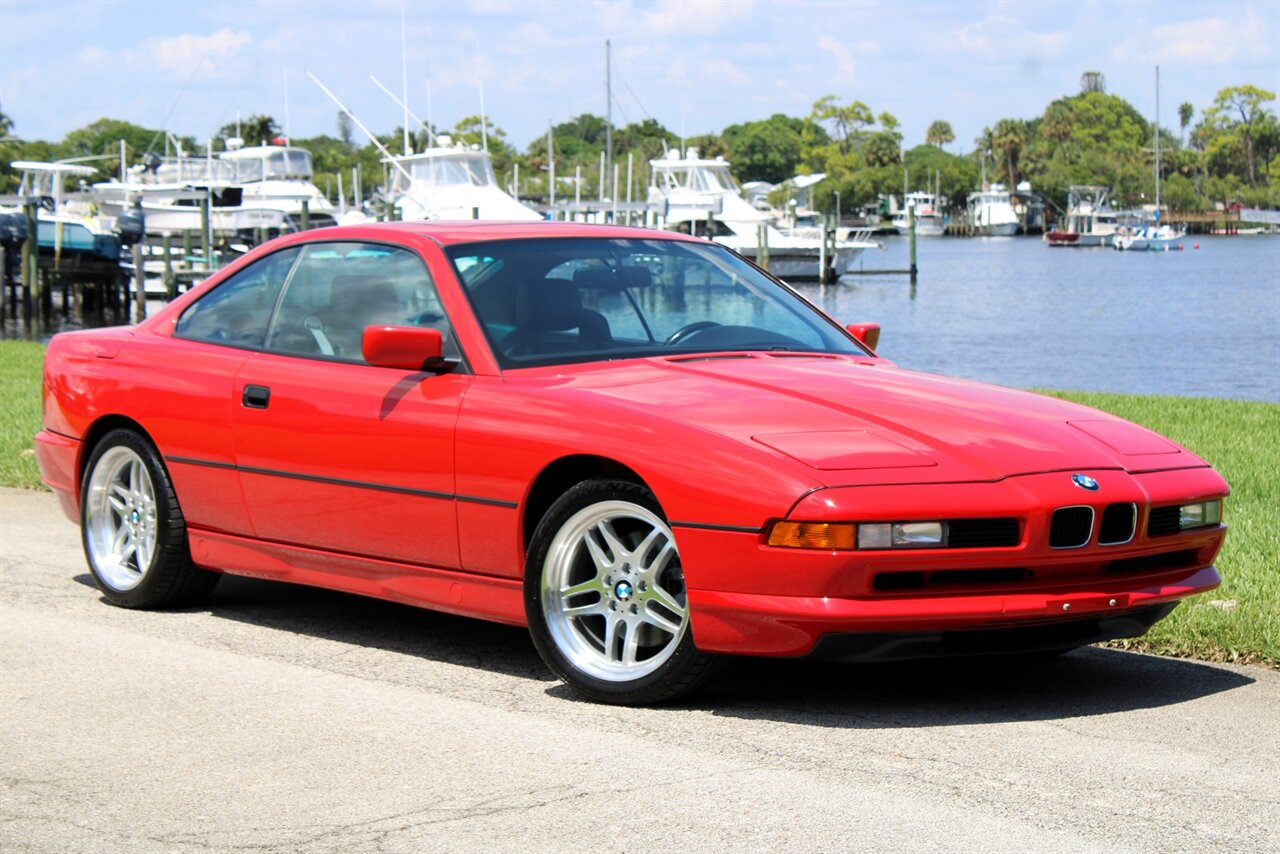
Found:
[362,326,451,372]
[846,322,881,351]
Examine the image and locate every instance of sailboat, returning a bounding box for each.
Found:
[1114,67,1186,252]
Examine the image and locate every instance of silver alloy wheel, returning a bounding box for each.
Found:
[541,500,689,682]
[84,446,158,591]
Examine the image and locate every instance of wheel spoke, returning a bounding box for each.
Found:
[110,524,129,555]
[108,494,128,516]
[633,527,663,566]
[621,622,642,665]
[642,540,676,576]
[562,597,605,619]
[647,583,686,619]
[561,577,603,599]
[642,603,683,636]
[582,533,614,574]
[120,533,137,564]
[602,617,623,662]
[134,536,151,572]
[594,519,628,564]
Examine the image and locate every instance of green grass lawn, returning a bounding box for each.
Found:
[1,339,1274,666]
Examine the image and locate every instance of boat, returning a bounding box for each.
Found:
[219,137,345,228]
[648,148,880,279]
[1114,67,1185,253]
[1113,223,1185,251]
[891,191,945,236]
[386,136,542,222]
[1045,186,1120,247]
[967,183,1019,236]
[92,150,291,238]
[5,161,139,263]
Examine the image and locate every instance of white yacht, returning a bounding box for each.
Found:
[648,148,879,279]
[386,137,541,222]
[1113,221,1185,251]
[92,152,290,237]
[1045,186,1120,247]
[220,139,346,228]
[891,191,945,236]
[967,183,1019,236]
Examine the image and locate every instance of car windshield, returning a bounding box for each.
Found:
[446,237,865,368]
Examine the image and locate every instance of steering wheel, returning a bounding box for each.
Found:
[665,321,721,346]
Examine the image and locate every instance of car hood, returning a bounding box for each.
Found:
[519,354,1204,486]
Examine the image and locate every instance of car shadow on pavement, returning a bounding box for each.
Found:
[699,649,1256,727]
[74,571,1256,723]
[74,571,554,684]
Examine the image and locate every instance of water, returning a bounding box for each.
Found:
[6,235,1279,402]
[796,235,1280,402]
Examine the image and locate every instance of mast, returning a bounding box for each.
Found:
[400,2,410,155]
[605,40,613,202]
[1154,65,1162,216]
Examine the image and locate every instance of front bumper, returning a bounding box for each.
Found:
[686,565,1219,657]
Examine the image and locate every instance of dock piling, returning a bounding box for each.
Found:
[909,206,918,282]
[132,243,146,323]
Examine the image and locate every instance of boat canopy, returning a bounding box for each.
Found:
[221,147,314,183]
[651,149,741,194]
[387,150,498,194]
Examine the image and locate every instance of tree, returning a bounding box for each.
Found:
[925,120,954,148]
[216,114,280,148]
[1080,71,1106,94]
[991,118,1027,186]
[1204,85,1276,187]
[1178,102,1194,146]
[809,95,874,154]
[722,114,807,183]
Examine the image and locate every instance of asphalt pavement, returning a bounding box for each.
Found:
[1,487,1277,852]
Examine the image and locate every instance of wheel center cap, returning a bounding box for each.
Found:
[130,510,141,524]
[614,580,634,601]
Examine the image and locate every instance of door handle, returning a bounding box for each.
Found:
[242,384,271,409]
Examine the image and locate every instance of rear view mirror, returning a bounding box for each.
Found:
[362,326,449,371]
[846,322,881,351]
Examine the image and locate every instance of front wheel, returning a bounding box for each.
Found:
[81,428,220,609]
[525,479,722,704]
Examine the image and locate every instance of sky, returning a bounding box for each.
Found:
[1,0,1278,156]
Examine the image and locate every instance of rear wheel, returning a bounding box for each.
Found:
[525,479,722,704]
[81,429,219,609]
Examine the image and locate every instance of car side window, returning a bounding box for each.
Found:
[174,247,301,348]
[265,242,459,364]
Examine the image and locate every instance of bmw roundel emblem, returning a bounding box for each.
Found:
[1071,473,1100,491]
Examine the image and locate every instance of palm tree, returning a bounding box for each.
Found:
[991,119,1026,186]
[1178,102,1194,147]
[926,120,954,149]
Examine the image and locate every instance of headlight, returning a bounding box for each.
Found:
[766,520,946,550]
[857,521,946,549]
[1179,500,1222,530]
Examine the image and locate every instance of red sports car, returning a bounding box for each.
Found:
[35,222,1229,704]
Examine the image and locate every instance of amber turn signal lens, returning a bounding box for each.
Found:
[766,521,857,550]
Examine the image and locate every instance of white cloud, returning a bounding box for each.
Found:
[595,0,755,37]
[702,58,750,86]
[142,28,252,78]
[1028,31,1068,58]
[818,35,855,83]
[1111,14,1272,65]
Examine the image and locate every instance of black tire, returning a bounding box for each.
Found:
[80,428,220,609]
[524,478,723,705]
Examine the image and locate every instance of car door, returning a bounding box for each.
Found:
[231,240,469,569]
[158,245,302,536]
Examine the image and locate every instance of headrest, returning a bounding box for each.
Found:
[331,275,399,308]
[516,280,583,332]
[572,266,652,290]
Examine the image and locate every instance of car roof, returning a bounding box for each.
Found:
[294,220,707,247]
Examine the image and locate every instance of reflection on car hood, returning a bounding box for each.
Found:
[520,354,1205,485]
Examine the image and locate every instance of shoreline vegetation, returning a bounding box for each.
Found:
[1,77,1276,220]
[1,340,1274,668]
